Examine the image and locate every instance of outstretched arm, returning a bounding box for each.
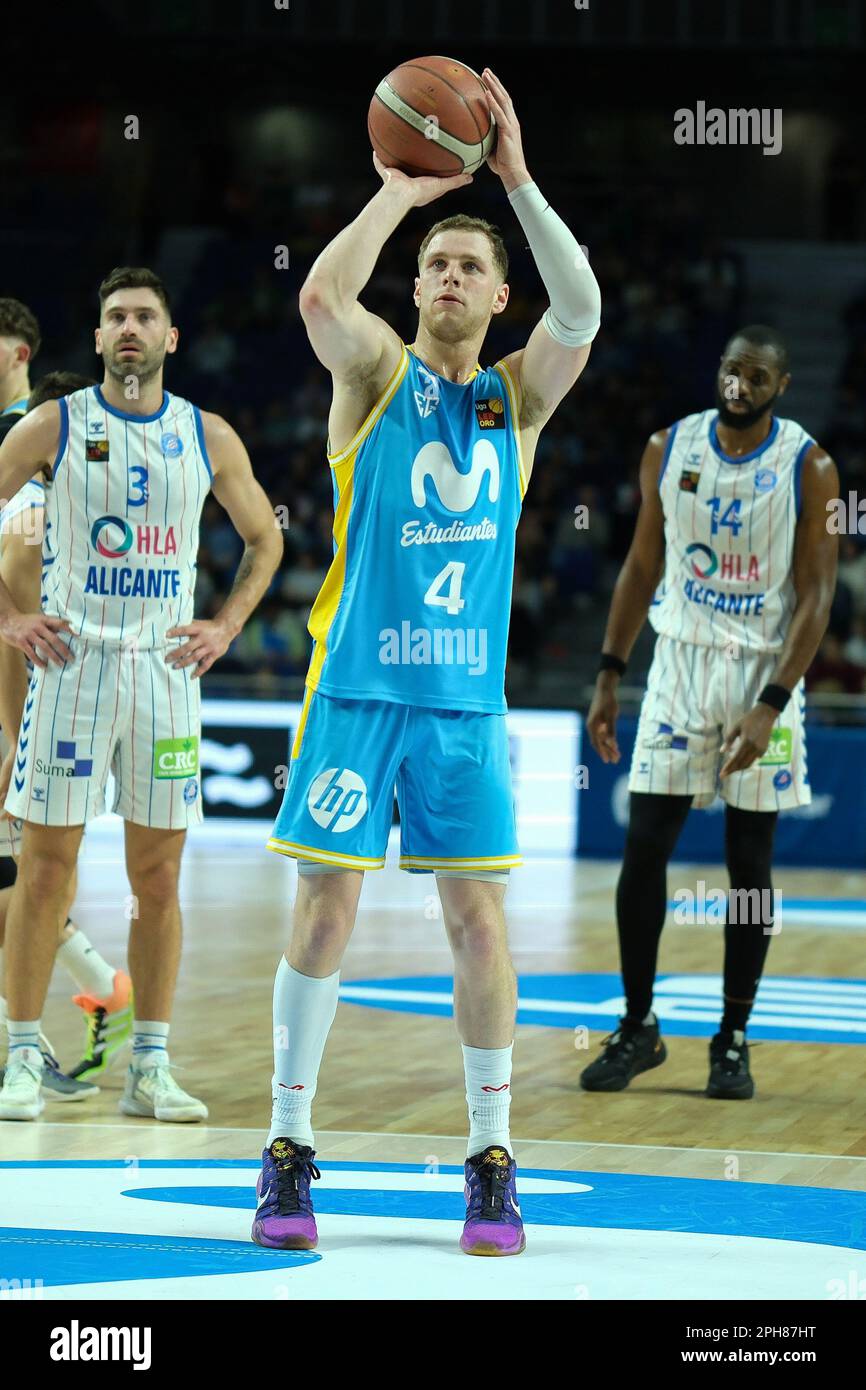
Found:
[483,68,601,434]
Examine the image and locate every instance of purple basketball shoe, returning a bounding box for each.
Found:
[460,1144,526,1256]
[251,1138,321,1250]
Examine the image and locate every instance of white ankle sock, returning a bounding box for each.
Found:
[267,957,340,1149]
[7,1019,43,1066]
[56,926,117,1000]
[132,1020,170,1070]
[462,1042,514,1159]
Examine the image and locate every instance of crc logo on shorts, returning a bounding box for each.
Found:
[759,727,792,766]
[307,768,368,832]
[160,432,183,458]
[773,769,793,790]
[91,515,134,558]
[153,736,199,779]
[183,778,198,804]
[684,543,717,579]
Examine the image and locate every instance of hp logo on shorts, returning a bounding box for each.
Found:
[307,768,368,832]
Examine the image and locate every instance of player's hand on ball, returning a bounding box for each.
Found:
[372,151,472,207]
[720,704,777,777]
[0,612,73,667]
[481,68,528,182]
[165,618,233,679]
[587,678,621,764]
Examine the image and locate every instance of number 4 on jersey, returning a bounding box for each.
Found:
[424,561,466,616]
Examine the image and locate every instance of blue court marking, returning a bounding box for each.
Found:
[337,973,866,1044]
[2,1160,864,1293]
[124,1169,866,1249]
[0,1227,318,1287]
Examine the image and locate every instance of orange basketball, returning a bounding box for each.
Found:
[368,55,496,177]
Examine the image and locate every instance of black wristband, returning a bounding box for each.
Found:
[758,683,791,713]
[599,653,627,677]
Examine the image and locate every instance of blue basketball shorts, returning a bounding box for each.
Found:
[267,689,522,873]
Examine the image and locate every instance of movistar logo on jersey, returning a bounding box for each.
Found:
[410,440,499,512]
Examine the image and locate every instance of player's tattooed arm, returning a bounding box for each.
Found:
[166,412,283,678]
[721,446,839,777]
[586,431,667,764]
[0,403,73,666]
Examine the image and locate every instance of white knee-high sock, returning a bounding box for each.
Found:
[463,1042,514,1158]
[268,957,340,1149]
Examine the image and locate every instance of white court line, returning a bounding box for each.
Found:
[16,1122,866,1163]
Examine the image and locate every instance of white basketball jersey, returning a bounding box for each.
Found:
[0,478,45,555]
[651,410,814,653]
[45,386,212,648]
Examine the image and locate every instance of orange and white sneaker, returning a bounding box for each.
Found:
[67,970,133,1082]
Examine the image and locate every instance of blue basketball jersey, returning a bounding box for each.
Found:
[306,343,527,713]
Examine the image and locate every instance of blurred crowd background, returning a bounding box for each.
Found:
[5,0,866,712]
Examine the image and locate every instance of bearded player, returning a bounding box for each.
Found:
[582,326,838,1099]
[0,267,283,1121]
[253,68,601,1256]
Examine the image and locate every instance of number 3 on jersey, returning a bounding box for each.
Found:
[127,465,149,507]
[424,561,466,616]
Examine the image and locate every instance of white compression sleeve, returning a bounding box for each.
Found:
[507,180,601,347]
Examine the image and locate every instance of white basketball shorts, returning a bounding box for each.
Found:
[0,729,22,856]
[628,633,809,811]
[4,637,203,830]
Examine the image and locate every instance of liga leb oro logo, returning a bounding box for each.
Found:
[475,397,504,429]
[86,438,110,462]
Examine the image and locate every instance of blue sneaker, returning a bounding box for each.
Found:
[0,1048,98,1103]
[251,1139,321,1249]
[460,1145,526,1256]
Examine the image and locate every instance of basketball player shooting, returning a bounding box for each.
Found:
[0,268,283,1122]
[254,66,601,1256]
[583,327,839,1099]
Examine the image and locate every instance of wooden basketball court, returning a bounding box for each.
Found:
[2,829,864,1300]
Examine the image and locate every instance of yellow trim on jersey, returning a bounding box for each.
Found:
[291,686,315,761]
[305,453,356,690]
[399,853,524,870]
[266,837,386,870]
[494,358,527,498]
[326,345,410,466]
[305,347,409,689]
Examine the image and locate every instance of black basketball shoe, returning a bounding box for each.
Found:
[579,1017,667,1092]
[706,1030,754,1099]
